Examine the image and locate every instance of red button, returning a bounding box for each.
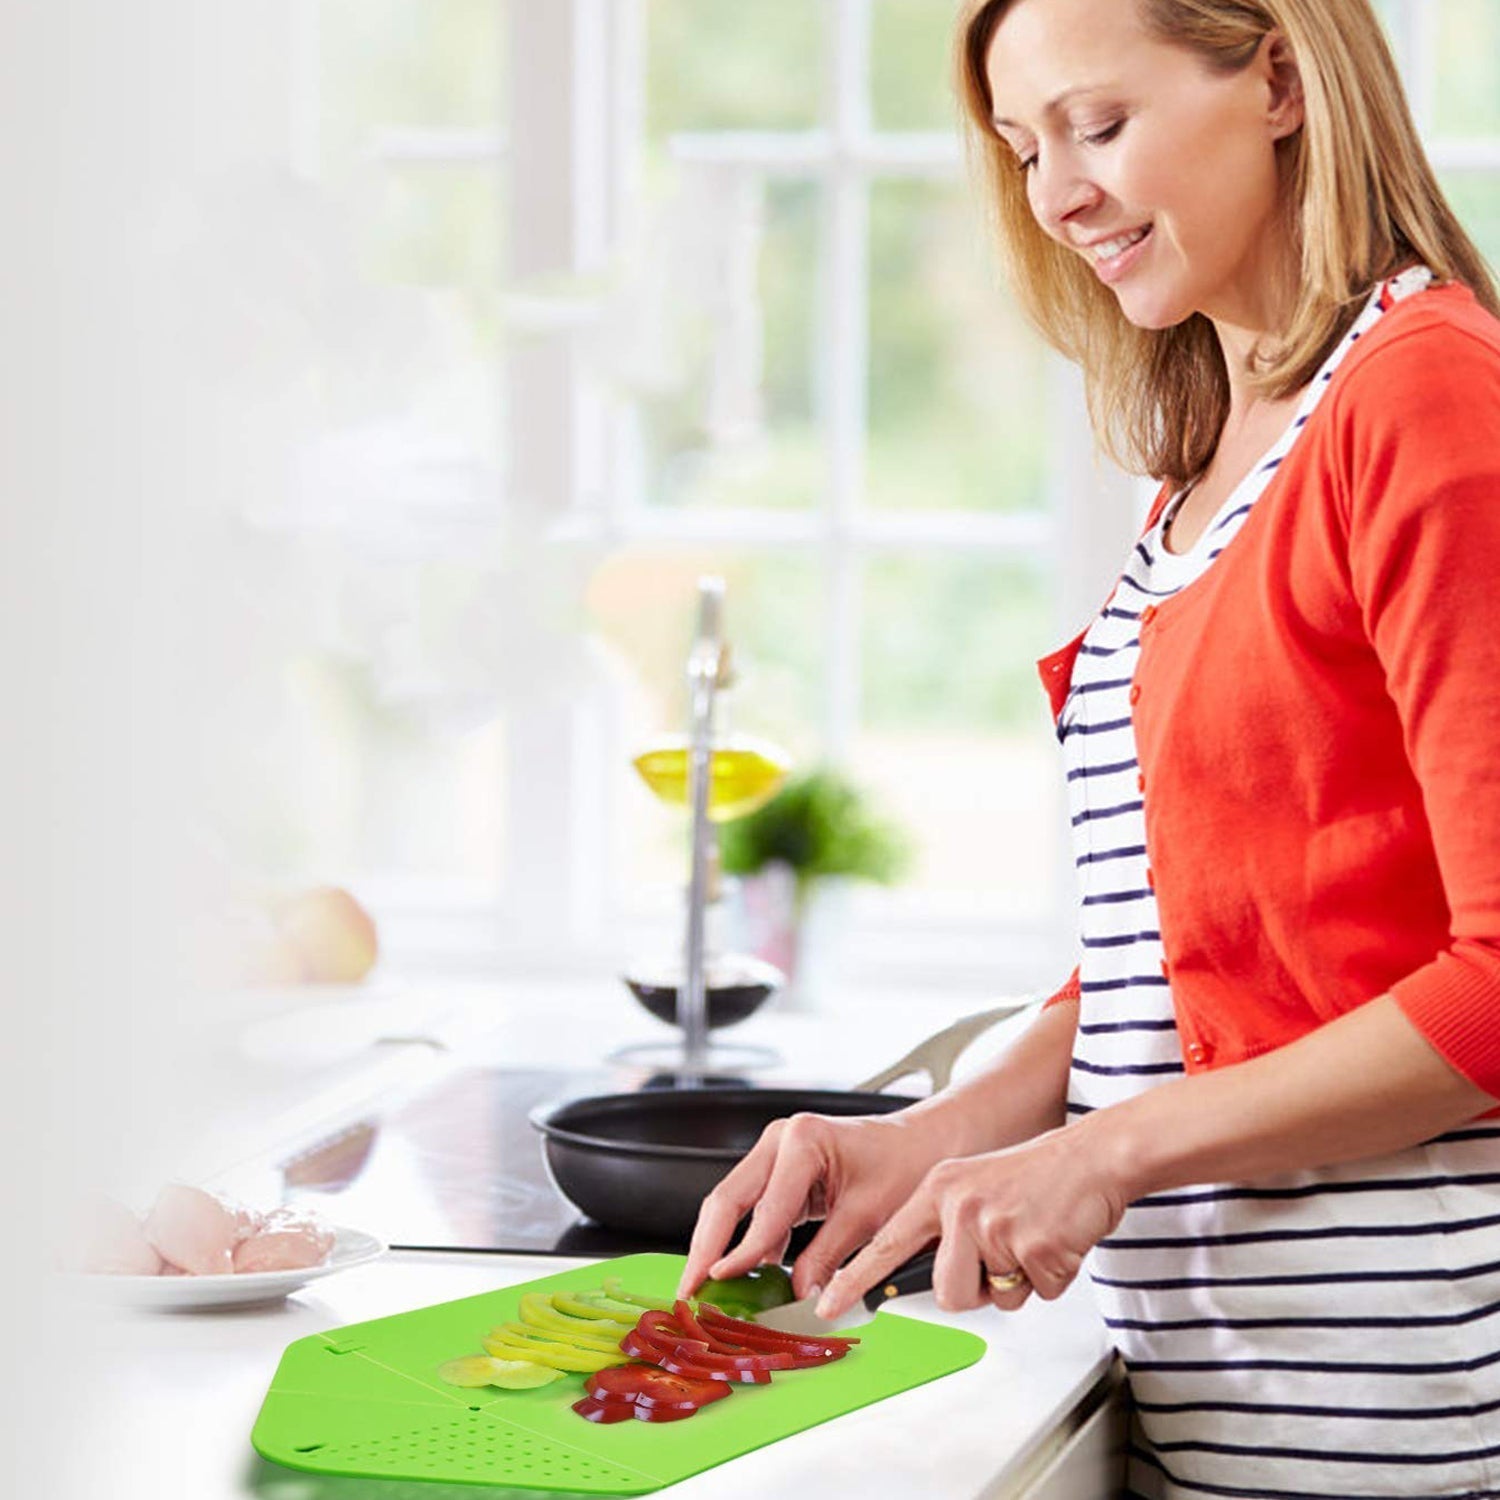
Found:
[1160,958,1170,979]
[1146,868,1155,889]
[1129,684,1142,704]
[1186,1041,1206,1064]
[1140,605,1157,625]
[1136,772,1146,793]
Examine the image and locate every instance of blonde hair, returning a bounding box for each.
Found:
[955,0,1500,484]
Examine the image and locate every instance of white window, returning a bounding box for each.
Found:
[267,0,1500,996]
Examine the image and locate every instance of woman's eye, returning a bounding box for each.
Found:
[1017,153,1038,173]
[1080,120,1125,147]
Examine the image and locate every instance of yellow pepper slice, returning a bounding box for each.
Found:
[517,1292,632,1346]
[481,1332,627,1373]
[551,1291,640,1330]
[436,1355,563,1390]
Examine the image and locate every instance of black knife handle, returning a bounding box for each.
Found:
[861,1247,937,1310]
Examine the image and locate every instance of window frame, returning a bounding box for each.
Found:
[301,0,1499,997]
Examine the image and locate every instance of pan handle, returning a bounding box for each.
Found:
[853,999,1036,1096]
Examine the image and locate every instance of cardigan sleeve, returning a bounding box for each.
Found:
[1340,310,1500,1096]
[1042,964,1081,1010]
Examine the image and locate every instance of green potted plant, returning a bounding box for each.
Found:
[718,766,911,1003]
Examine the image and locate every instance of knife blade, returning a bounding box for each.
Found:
[753,1249,937,1336]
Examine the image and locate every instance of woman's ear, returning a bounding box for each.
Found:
[1262,31,1305,142]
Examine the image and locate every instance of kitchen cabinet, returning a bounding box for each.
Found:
[1000,1362,1129,1500]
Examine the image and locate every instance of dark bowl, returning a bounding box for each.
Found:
[530,1087,919,1242]
[622,955,784,1032]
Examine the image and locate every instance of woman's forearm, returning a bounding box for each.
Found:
[897,997,1077,1161]
[1096,993,1496,1201]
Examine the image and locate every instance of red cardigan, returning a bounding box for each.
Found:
[1040,282,1500,1100]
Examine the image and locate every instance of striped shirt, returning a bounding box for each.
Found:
[1063,266,1500,1499]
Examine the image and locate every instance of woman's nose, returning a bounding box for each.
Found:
[1028,155,1103,235]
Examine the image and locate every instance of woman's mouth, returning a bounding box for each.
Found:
[1088,225,1152,284]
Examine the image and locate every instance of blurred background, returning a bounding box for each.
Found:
[5,0,1498,1154]
[2,0,1497,1486]
[222,0,1500,995]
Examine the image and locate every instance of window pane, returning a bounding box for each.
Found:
[867,179,1050,512]
[637,179,823,510]
[1442,172,1500,272]
[856,555,1060,917]
[219,650,506,901]
[243,0,509,911]
[320,0,505,162]
[645,0,824,138]
[587,550,826,902]
[1432,0,1500,135]
[871,0,959,132]
[368,164,505,293]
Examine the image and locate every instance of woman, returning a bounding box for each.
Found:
[679,1,1500,1494]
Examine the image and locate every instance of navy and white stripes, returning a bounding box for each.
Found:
[1058,267,1500,1500]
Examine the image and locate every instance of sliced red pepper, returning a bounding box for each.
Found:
[574,1394,702,1424]
[671,1298,718,1346]
[631,1401,701,1423]
[693,1321,849,1368]
[668,1338,795,1374]
[633,1310,692,1346]
[619,1329,669,1364]
[698,1304,859,1356]
[572,1395,633,1423]
[655,1346,774,1384]
[585,1364,733,1408]
[628,1317,787,1381]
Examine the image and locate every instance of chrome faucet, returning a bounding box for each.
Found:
[681,576,732,1077]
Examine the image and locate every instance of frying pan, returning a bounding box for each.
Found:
[529,1002,1030,1242]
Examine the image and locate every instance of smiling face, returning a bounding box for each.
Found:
[985,0,1304,337]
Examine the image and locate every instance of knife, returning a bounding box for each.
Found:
[753,1249,937,1336]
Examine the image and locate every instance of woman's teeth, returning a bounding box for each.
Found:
[1091,227,1149,262]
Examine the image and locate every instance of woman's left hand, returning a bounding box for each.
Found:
[814,1122,1131,1318]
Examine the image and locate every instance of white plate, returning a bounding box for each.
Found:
[65,1227,387,1310]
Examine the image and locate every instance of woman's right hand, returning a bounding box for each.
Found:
[675,1108,952,1302]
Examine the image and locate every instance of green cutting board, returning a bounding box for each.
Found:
[252,1253,986,1494]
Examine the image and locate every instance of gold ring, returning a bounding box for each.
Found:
[986,1268,1028,1294]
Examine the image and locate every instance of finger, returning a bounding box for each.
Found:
[815,1201,934,1321]
[677,1128,785,1297]
[1017,1248,1082,1303]
[931,1221,986,1313]
[788,1197,885,1300]
[984,1263,1034,1312]
[706,1129,828,1282]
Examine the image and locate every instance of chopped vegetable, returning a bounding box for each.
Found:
[601,1276,675,1312]
[436,1355,563,1390]
[665,1337,794,1376]
[694,1263,796,1320]
[482,1332,628,1373]
[553,1291,643,1323]
[437,1279,679,1395]
[585,1366,732,1411]
[497,1317,626,1355]
[438,1276,844,1423]
[698,1303,858,1361]
[518,1292,635,1344]
[572,1395,636,1423]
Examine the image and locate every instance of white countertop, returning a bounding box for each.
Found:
[56,1249,1111,1500]
[37,973,1114,1499]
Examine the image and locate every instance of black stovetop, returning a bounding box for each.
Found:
[274,1065,726,1258]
